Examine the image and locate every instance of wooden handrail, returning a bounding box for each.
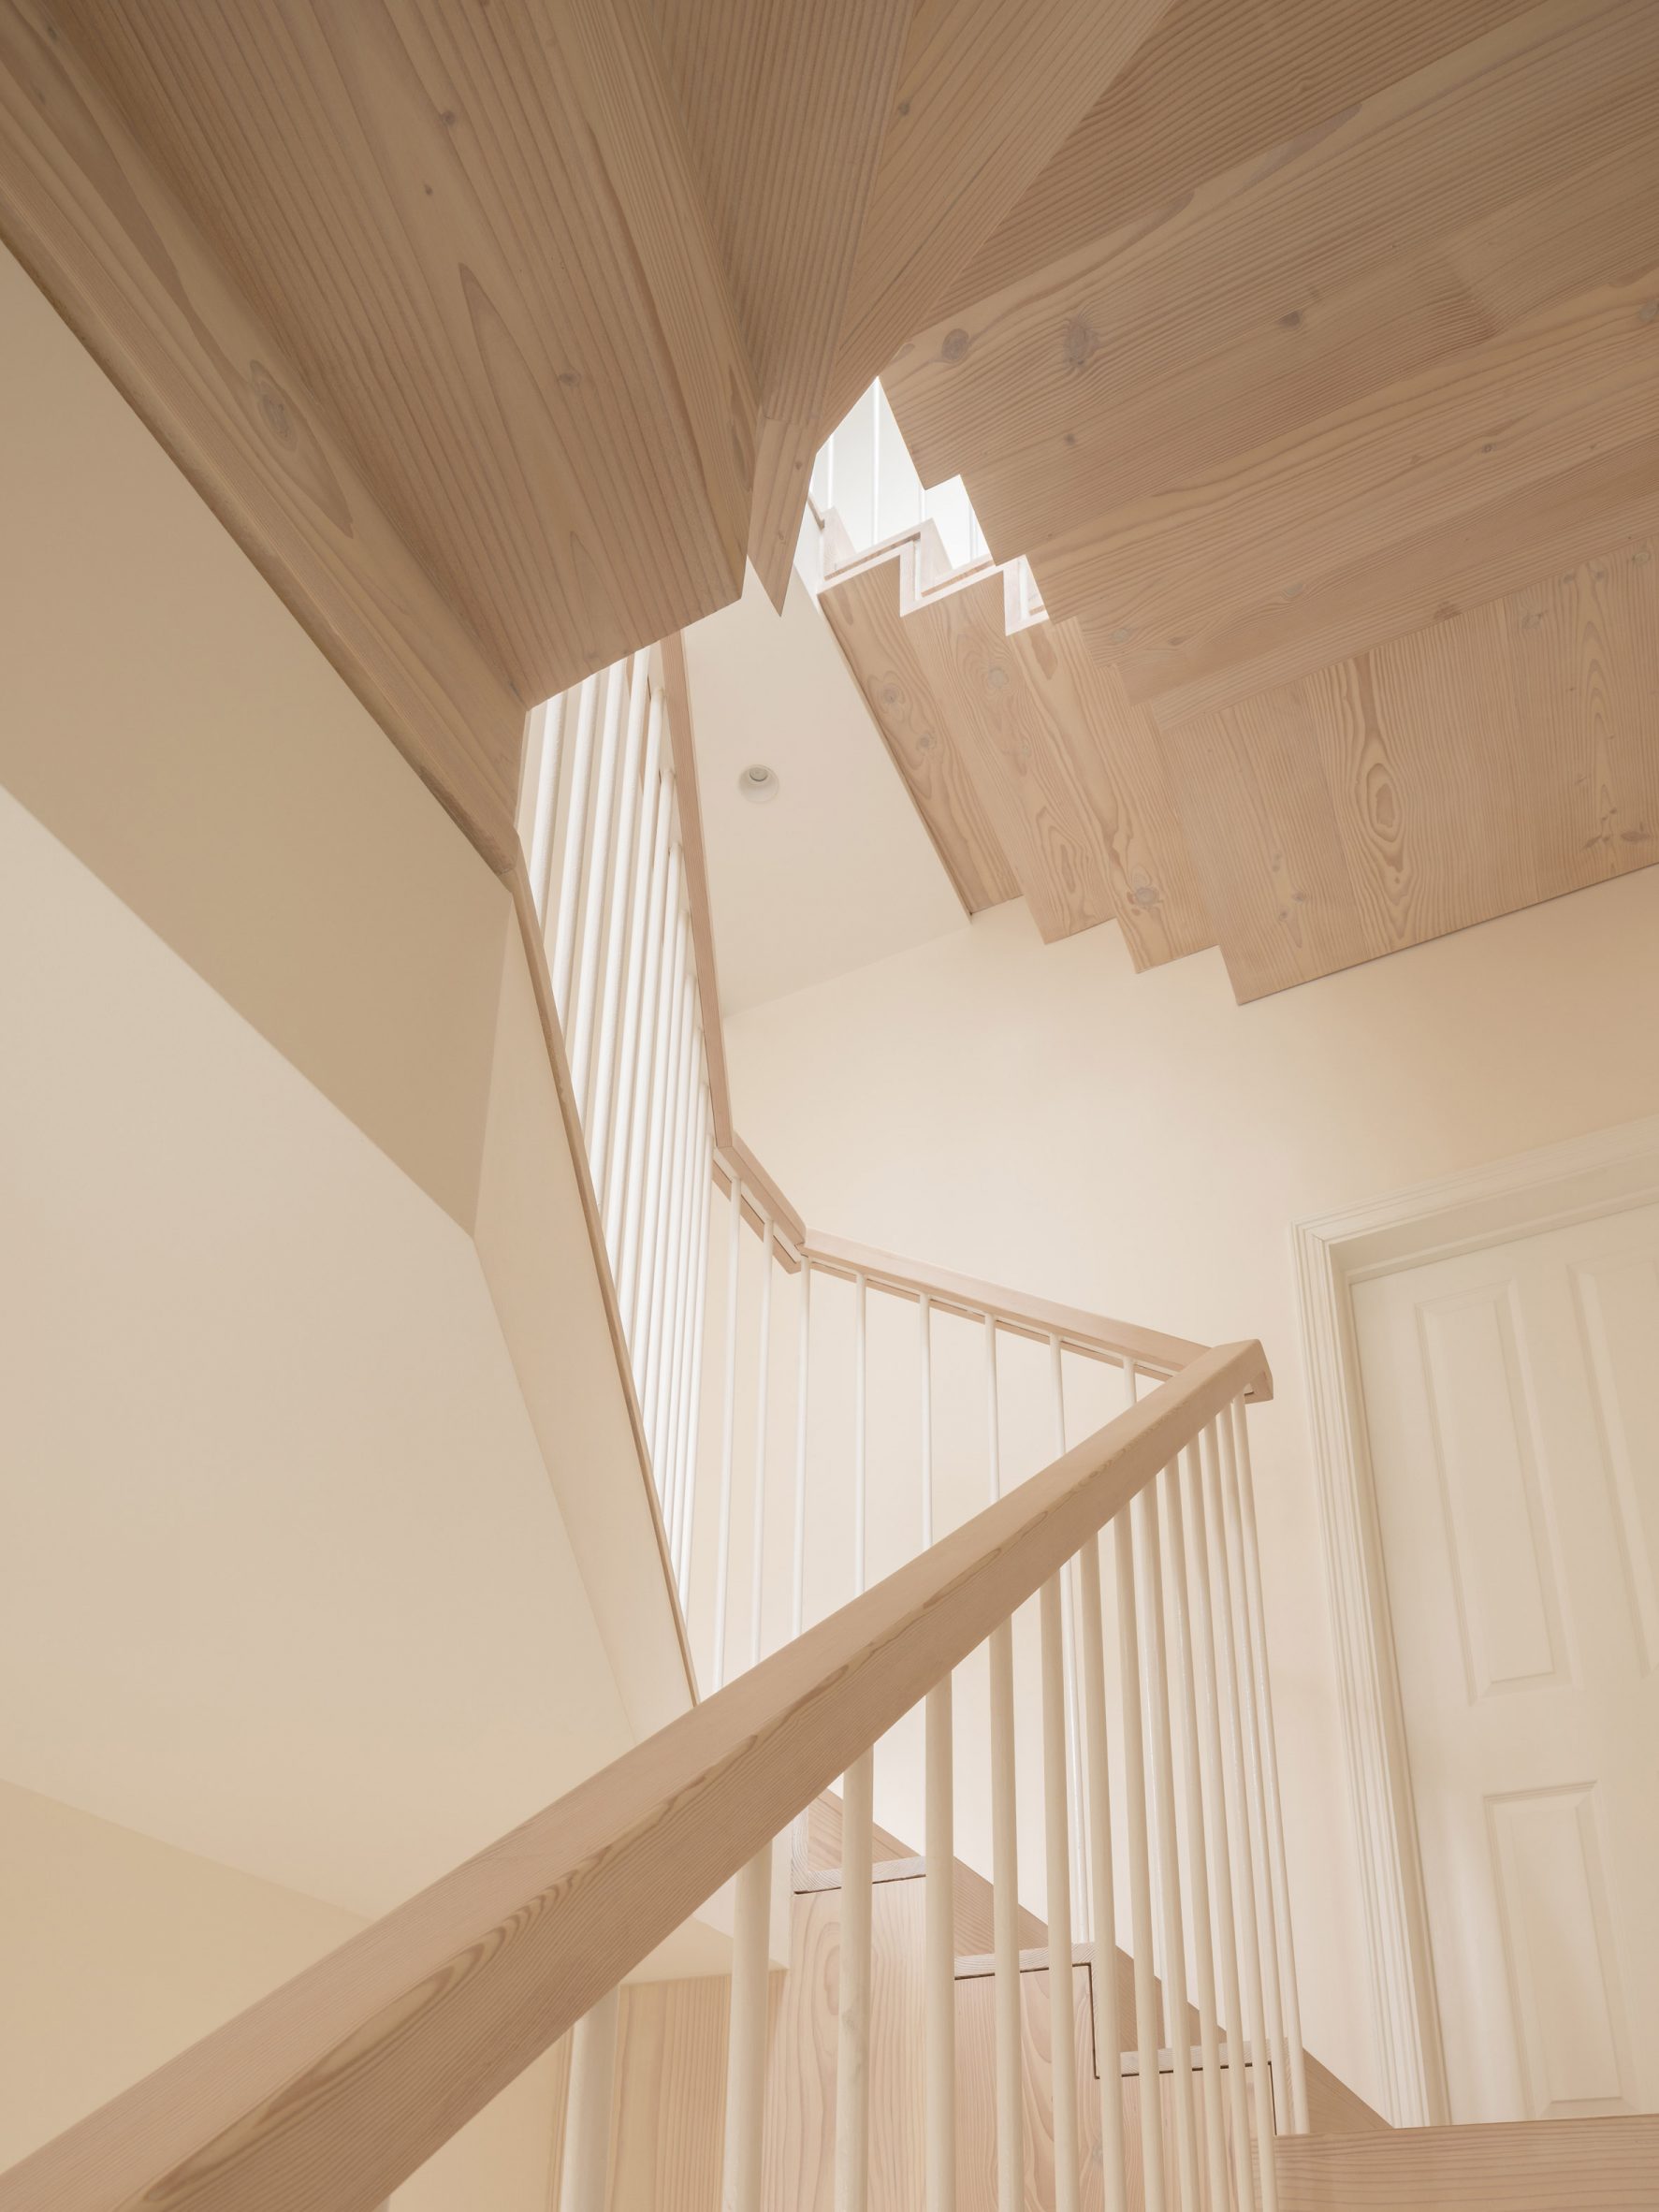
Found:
[0,1339,1269,2212]
[802,1228,1271,1397]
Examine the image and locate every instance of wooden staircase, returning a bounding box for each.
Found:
[818,541,1214,973]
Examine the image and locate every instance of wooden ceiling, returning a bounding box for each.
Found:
[0,0,1185,875]
[878,0,1659,997]
[820,551,1214,969]
[1,0,1652,998]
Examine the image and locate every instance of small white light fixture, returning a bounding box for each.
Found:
[737,763,780,805]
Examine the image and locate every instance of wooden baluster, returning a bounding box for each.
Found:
[659,1048,703,1558]
[1117,1506,1166,2212]
[1078,1520,1129,2212]
[671,1106,713,1594]
[920,1293,934,1549]
[853,1270,868,1595]
[1051,1335,1090,1938]
[1230,1396,1309,2132]
[749,1216,775,1668]
[568,662,628,1112]
[1218,1407,1289,2140]
[837,1748,875,2212]
[549,671,601,1016]
[1141,1480,1201,2212]
[526,689,567,924]
[1201,1421,1279,2212]
[792,1256,811,1638]
[586,652,652,1167]
[989,1612,1023,2212]
[559,1987,618,2212]
[646,980,695,1477]
[600,691,664,1246]
[636,924,689,1416]
[1041,1572,1083,2212]
[1185,1430,1253,2212]
[984,1316,1023,2212]
[614,769,674,1305]
[722,1841,772,2212]
[925,1678,956,2212]
[710,1174,743,1691]
[983,1314,1000,1505]
[1162,1452,1230,2212]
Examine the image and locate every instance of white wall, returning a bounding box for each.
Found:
[0,1779,561,2205]
[720,871,1659,2110]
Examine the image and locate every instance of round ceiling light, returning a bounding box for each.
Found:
[738,763,780,805]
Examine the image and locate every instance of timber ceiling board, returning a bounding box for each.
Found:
[860,0,1659,1001]
[884,0,1659,536]
[57,0,758,708]
[939,0,1534,321]
[1068,266,1659,711]
[1101,425,1659,727]
[0,0,524,870]
[1156,538,1659,1001]
[820,557,1214,967]
[819,0,1181,432]
[648,0,913,610]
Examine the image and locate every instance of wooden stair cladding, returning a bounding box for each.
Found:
[874,0,1659,1001]
[1276,2113,1659,2209]
[820,554,1214,969]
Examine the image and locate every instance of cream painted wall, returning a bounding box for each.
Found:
[0,1780,561,2206]
[720,870,1659,2111]
[0,241,505,1235]
[0,240,706,2177]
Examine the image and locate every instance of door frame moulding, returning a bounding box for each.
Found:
[1292,1111,1659,2132]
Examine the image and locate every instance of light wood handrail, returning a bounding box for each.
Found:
[803,1228,1270,1396]
[0,1340,1269,2212]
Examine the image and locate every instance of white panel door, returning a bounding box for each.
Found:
[1353,1202,1659,2123]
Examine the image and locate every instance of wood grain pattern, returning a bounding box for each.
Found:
[821,557,1211,964]
[650,0,911,605]
[607,1976,743,2212]
[1050,269,1659,688]
[762,1881,926,2212]
[58,0,756,706]
[953,1957,1097,2212]
[796,1790,924,1880]
[1275,2113,1659,2208]
[822,0,1176,429]
[944,0,1530,316]
[1156,541,1659,998]
[0,0,524,868]
[1302,2054,1390,2139]
[1110,428,1659,726]
[936,576,1212,960]
[796,1854,1047,1961]
[0,1340,1268,2212]
[887,0,1659,510]
[818,558,1021,914]
[659,632,734,1146]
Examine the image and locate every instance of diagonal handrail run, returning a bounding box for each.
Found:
[0,1338,1269,2212]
